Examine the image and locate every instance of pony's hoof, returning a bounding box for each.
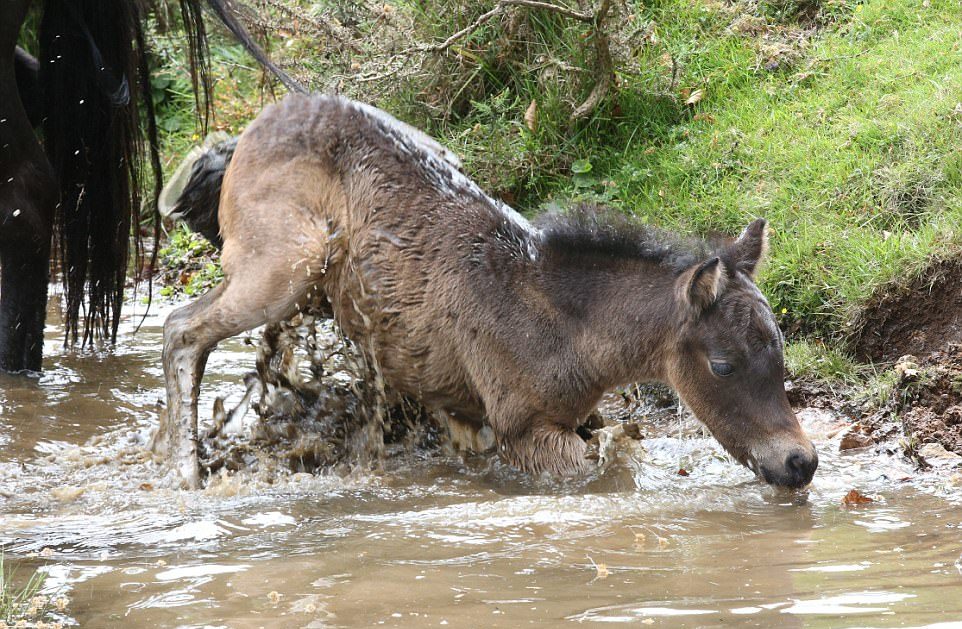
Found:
[177,458,202,490]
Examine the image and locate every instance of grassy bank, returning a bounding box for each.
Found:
[153,0,962,381]
[589,0,962,342]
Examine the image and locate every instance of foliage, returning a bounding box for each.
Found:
[146,9,277,173]
[155,225,223,299]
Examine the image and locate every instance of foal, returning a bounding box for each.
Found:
[156,94,817,490]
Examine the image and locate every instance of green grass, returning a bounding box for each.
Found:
[785,339,860,383]
[576,0,962,343]
[151,0,962,387]
[0,554,66,626]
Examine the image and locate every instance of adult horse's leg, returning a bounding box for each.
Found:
[0,195,52,373]
[0,0,56,373]
[14,47,40,128]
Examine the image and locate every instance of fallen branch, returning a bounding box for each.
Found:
[500,0,593,22]
[414,0,599,53]
[416,4,507,52]
[570,0,615,124]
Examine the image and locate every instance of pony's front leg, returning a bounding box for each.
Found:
[493,415,591,477]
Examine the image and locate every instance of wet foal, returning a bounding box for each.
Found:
[156,94,817,489]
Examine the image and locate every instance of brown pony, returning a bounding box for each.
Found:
[155,94,817,490]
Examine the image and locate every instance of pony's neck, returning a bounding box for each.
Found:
[532,254,679,389]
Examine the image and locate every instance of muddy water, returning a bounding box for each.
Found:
[2,299,962,628]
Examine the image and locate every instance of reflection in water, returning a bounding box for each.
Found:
[1,298,961,627]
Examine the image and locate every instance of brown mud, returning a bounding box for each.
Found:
[200,316,449,478]
[842,253,962,460]
[883,347,962,459]
[788,343,962,466]
[852,256,962,363]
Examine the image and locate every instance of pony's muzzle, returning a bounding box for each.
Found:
[758,445,818,489]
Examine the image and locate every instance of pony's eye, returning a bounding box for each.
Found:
[710,361,734,377]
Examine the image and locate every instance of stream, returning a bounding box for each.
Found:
[1,297,961,628]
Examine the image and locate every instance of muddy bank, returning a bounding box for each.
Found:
[880,347,962,461]
[852,256,962,363]
[812,251,962,460]
[787,343,962,467]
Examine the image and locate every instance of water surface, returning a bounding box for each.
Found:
[1,299,961,627]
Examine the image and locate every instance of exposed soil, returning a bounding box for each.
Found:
[852,257,962,363]
[884,346,962,457]
[789,344,962,462]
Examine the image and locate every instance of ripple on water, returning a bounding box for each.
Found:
[2,299,962,627]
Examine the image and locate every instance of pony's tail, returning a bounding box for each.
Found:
[202,0,305,94]
[160,133,237,250]
[39,0,158,345]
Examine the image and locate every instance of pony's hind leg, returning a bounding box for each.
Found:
[155,265,324,488]
[154,284,227,488]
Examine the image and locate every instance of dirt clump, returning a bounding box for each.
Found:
[862,345,962,460]
[852,257,962,363]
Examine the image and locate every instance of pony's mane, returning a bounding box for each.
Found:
[535,205,721,272]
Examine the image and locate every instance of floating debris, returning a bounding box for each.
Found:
[842,489,875,506]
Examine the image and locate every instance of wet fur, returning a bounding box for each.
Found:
[159,93,818,489]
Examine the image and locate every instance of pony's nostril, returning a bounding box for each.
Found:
[785,450,818,485]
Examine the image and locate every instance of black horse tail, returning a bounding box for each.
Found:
[37,0,300,345]
[159,133,238,250]
[39,0,160,345]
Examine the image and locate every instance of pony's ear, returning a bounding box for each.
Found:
[731,218,768,277]
[679,257,725,312]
